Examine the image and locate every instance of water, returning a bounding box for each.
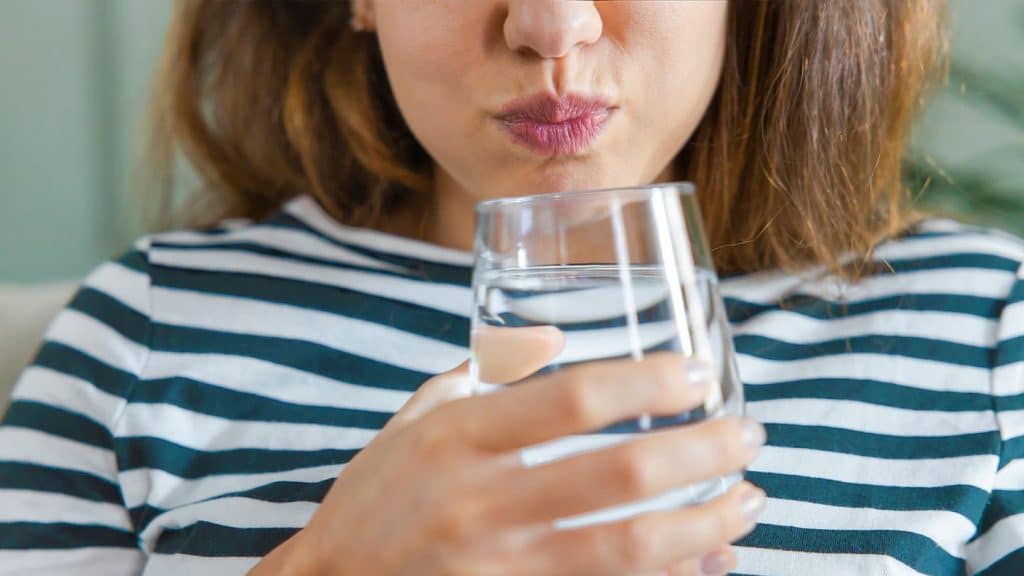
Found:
[471,265,743,529]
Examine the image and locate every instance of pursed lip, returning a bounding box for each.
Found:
[494,92,616,156]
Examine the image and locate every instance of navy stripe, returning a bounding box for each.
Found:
[978,489,1024,535]
[154,521,295,557]
[744,378,993,412]
[735,333,992,368]
[763,424,1000,460]
[976,547,1024,576]
[130,377,394,429]
[880,252,1024,274]
[0,522,136,550]
[149,322,433,393]
[0,462,122,505]
[66,287,149,346]
[2,401,111,451]
[114,436,356,478]
[31,342,136,400]
[151,239,436,284]
[996,335,1024,367]
[151,265,470,347]
[115,249,148,274]
[725,293,1003,323]
[738,524,964,575]
[130,478,332,532]
[266,213,472,286]
[1000,436,1024,469]
[747,471,990,521]
[996,392,1024,412]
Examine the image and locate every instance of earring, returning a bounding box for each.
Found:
[349,0,374,32]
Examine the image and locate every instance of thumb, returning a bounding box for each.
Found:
[384,325,566,433]
[384,360,473,433]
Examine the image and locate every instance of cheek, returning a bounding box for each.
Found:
[374,3,485,159]
[625,3,728,140]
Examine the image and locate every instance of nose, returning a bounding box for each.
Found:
[504,0,603,59]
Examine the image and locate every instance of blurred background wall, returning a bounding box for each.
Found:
[1,0,1022,283]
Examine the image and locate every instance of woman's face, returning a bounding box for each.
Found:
[372,0,728,203]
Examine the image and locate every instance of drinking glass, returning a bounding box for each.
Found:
[469,182,744,529]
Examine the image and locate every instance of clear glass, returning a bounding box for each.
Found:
[470,182,744,530]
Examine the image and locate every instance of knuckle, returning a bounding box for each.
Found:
[707,418,747,469]
[612,516,659,568]
[435,500,481,545]
[558,372,602,428]
[411,409,457,454]
[611,444,658,497]
[648,359,681,404]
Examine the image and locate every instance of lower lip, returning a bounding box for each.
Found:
[497,109,613,156]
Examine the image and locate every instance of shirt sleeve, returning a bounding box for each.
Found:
[0,244,151,575]
[966,261,1024,575]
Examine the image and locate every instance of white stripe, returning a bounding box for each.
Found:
[749,446,997,489]
[872,229,1024,263]
[747,398,997,437]
[286,195,474,266]
[153,225,406,273]
[737,352,990,394]
[994,459,1024,490]
[0,489,130,529]
[993,363,1024,408]
[83,260,149,315]
[10,366,124,426]
[138,497,316,550]
[141,555,259,576]
[734,545,928,576]
[721,267,1017,304]
[149,247,472,316]
[0,427,115,481]
[119,464,342,512]
[965,512,1024,574]
[151,285,468,374]
[143,350,412,413]
[998,299,1024,341]
[0,548,143,576]
[997,409,1024,442]
[735,308,997,348]
[46,309,148,375]
[759,498,971,559]
[119,402,378,452]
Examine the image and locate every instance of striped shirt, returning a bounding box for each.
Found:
[1,195,1022,575]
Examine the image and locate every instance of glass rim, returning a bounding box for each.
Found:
[475,180,696,214]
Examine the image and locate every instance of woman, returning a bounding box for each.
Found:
[1,0,1021,574]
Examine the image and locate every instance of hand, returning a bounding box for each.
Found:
[251,327,765,576]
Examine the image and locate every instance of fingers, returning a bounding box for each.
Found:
[528,481,764,576]
[383,361,473,435]
[631,546,736,576]
[385,325,563,436]
[473,325,565,384]
[449,352,712,452]
[487,416,764,524]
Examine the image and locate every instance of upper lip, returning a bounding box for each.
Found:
[496,92,614,124]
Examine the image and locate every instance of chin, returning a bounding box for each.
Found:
[496,163,641,198]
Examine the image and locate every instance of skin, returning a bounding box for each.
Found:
[251,2,761,575]
[371,0,729,251]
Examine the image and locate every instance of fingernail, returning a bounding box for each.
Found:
[741,418,766,450]
[686,361,712,388]
[740,486,767,522]
[700,549,731,575]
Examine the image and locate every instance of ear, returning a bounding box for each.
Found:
[349,0,377,33]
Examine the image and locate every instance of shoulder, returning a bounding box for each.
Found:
[835,218,1024,309]
[876,217,1024,276]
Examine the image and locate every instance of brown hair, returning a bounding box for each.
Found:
[151,0,948,278]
